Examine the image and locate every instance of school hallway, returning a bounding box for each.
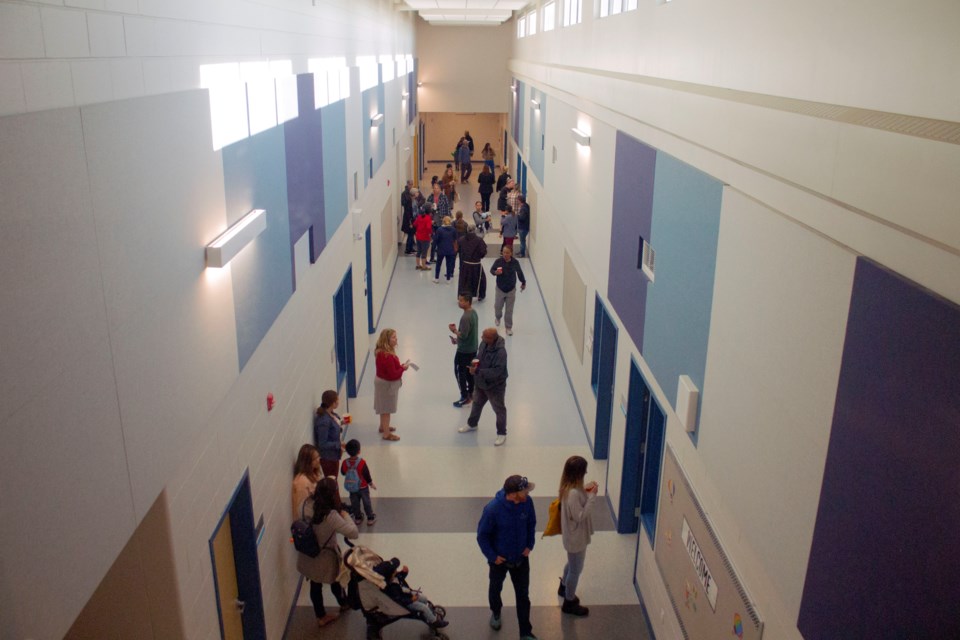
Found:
[287,182,652,638]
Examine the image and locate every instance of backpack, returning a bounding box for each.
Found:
[343,458,362,494]
[291,500,321,557]
[542,498,562,538]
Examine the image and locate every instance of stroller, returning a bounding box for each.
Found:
[344,543,450,640]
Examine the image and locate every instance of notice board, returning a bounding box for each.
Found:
[655,445,763,640]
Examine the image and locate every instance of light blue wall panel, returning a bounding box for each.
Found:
[322,100,349,242]
[642,153,723,428]
[222,126,294,370]
[528,88,545,185]
[361,85,385,187]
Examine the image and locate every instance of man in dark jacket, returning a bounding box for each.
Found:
[459,328,508,445]
[476,475,538,640]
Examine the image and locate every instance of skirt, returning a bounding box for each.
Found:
[374,376,402,414]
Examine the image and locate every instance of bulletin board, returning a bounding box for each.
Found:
[655,445,763,640]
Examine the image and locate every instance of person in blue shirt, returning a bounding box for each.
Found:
[477,475,538,640]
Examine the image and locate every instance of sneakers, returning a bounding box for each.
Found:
[453,397,472,408]
[506,328,513,336]
[520,636,538,640]
[489,613,502,630]
[494,435,507,446]
[562,597,589,617]
[458,424,478,433]
[366,516,376,526]
[353,517,363,526]
[431,619,450,629]
[433,278,440,284]
[495,318,501,326]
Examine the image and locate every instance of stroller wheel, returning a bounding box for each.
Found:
[366,625,383,640]
[433,605,446,619]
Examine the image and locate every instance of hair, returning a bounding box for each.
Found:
[316,389,338,416]
[459,294,473,305]
[294,444,320,477]
[481,164,491,175]
[455,211,463,220]
[446,163,453,169]
[442,216,452,226]
[518,194,526,204]
[483,142,492,151]
[345,438,361,457]
[431,175,439,185]
[502,245,513,255]
[505,205,514,215]
[559,455,588,500]
[311,477,342,524]
[375,328,397,355]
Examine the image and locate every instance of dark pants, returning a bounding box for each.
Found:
[309,580,345,617]
[430,225,439,261]
[349,487,375,521]
[405,229,415,253]
[468,383,507,435]
[460,162,472,182]
[320,458,340,480]
[480,192,492,212]
[518,229,528,257]
[454,351,476,400]
[488,558,532,637]
[459,263,487,300]
[435,253,455,280]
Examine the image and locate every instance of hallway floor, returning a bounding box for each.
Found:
[287,180,652,639]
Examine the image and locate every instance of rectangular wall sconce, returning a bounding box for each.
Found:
[370,113,384,126]
[206,208,267,268]
[676,375,700,433]
[530,99,540,109]
[570,127,591,146]
[510,83,517,92]
[401,91,409,98]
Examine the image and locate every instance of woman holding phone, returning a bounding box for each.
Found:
[373,328,408,441]
[557,455,598,617]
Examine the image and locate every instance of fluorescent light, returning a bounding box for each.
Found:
[571,127,591,146]
[401,90,409,98]
[530,99,540,109]
[206,209,267,268]
[371,112,384,126]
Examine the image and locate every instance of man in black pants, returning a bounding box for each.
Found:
[449,295,478,408]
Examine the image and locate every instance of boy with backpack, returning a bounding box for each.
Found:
[341,439,377,525]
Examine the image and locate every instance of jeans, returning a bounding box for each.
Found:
[480,192,492,212]
[518,229,528,257]
[488,558,532,637]
[468,383,507,435]
[494,287,517,329]
[434,253,455,280]
[405,230,415,253]
[349,487,375,521]
[454,351,476,399]
[460,162,472,182]
[309,579,345,617]
[562,549,587,600]
[408,599,437,623]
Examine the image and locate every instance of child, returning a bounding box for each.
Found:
[340,439,377,525]
[373,557,448,629]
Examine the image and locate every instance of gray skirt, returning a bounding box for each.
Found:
[374,376,402,414]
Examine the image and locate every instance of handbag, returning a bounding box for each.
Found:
[542,498,562,538]
[291,500,321,557]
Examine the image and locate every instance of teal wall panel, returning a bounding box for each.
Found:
[321,100,348,242]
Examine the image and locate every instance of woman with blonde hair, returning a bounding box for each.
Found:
[433,215,459,283]
[374,328,408,440]
[557,455,598,617]
[291,444,321,519]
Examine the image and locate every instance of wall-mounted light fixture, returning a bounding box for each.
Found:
[510,83,517,92]
[530,99,540,109]
[401,90,409,98]
[417,80,423,87]
[205,208,267,268]
[370,113,384,126]
[570,127,591,147]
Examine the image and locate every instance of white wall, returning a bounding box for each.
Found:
[510,3,960,639]
[0,1,416,638]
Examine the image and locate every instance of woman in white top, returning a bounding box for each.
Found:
[558,455,598,616]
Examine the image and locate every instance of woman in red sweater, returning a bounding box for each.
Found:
[374,328,408,441]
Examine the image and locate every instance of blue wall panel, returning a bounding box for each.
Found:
[222,126,294,370]
[285,73,325,282]
[321,100,348,242]
[528,88,545,185]
[361,85,385,187]
[607,132,657,352]
[641,153,722,422]
[798,258,960,638]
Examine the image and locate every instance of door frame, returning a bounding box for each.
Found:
[591,295,618,460]
[209,470,266,640]
[365,224,374,334]
[333,268,357,397]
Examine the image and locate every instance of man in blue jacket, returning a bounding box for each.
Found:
[477,475,538,640]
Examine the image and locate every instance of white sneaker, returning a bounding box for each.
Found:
[494,435,507,446]
[433,278,440,284]
[495,318,501,326]
[458,425,478,433]
[506,328,513,336]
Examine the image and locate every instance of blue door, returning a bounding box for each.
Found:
[591,296,618,459]
[333,268,357,397]
[639,396,666,544]
[365,225,374,334]
[618,359,650,534]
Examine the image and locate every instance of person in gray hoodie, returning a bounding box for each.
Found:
[458,328,509,446]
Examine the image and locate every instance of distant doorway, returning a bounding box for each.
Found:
[591,296,618,459]
[333,268,357,397]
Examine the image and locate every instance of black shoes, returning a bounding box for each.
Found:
[562,597,589,617]
[558,577,565,598]
[453,397,472,407]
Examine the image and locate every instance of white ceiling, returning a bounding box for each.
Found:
[398,0,529,26]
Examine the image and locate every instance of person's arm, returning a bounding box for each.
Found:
[477,510,502,564]
[525,501,537,554]
[563,488,596,527]
[515,262,526,290]
[490,258,503,275]
[331,510,360,540]
[361,460,376,490]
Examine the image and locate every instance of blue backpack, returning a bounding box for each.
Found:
[344,458,362,493]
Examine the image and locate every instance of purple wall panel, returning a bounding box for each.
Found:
[798,258,960,638]
[285,73,325,287]
[607,131,657,351]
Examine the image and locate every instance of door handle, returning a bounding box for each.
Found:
[235,598,245,614]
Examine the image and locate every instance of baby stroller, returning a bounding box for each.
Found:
[344,543,450,640]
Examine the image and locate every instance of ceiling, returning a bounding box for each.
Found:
[398,0,529,26]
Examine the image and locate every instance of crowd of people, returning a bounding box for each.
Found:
[292,144,592,640]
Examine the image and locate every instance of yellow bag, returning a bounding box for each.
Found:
[542,498,562,537]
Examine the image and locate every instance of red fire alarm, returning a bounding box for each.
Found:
[266,393,275,411]
[387,179,391,187]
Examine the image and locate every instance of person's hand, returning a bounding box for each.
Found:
[586,481,599,494]
[402,565,408,573]
[370,482,378,491]
[522,548,531,557]
[521,282,526,291]
[341,509,351,518]
[449,323,457,333]
[468,366,477,375]
[494,556,506,565]
[450,335,457,345]
[412,594,419,601]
